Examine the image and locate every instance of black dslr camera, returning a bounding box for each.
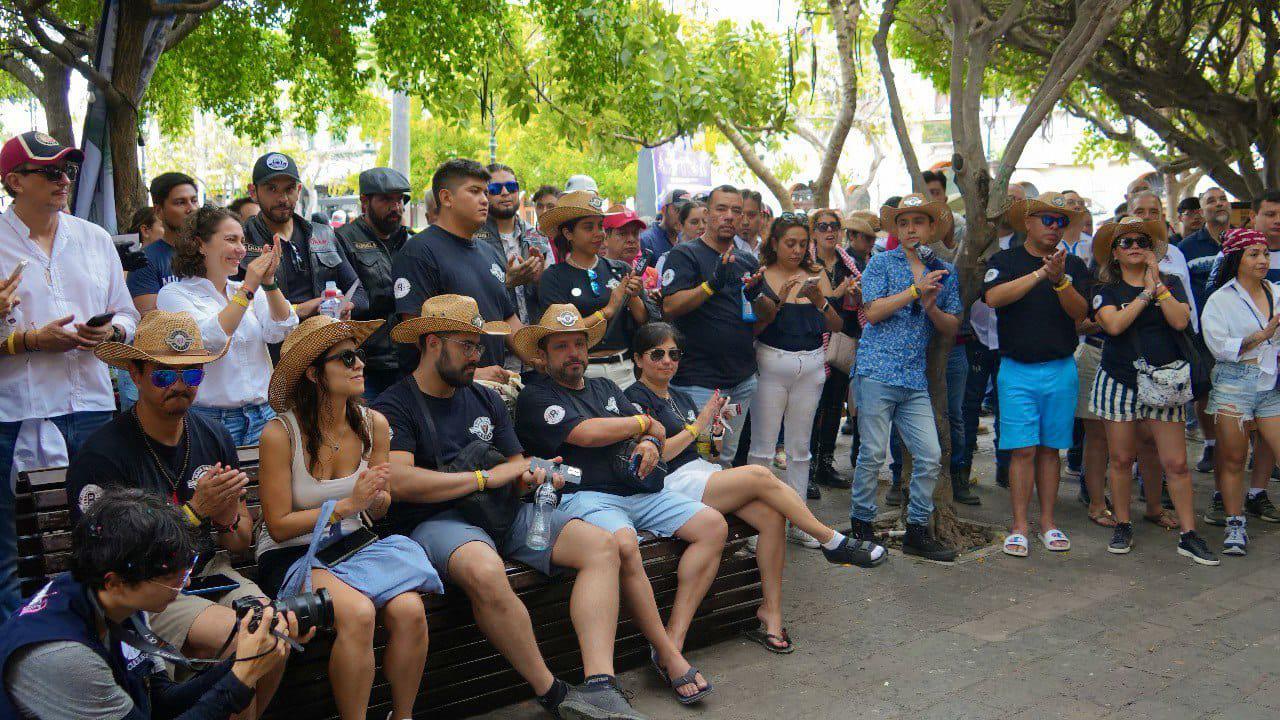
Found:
[232,589,335,635]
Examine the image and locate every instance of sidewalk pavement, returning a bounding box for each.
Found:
[482,426,1280,720]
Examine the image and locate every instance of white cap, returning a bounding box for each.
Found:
[565,174,598,193]
[331,209,348,223]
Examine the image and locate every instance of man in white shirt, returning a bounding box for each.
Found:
[0,131,140,614]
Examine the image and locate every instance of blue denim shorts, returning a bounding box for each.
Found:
[559,489,708,537]
[1207,362,1280,421]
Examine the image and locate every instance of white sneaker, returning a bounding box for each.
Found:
[1224,518,1248,556]
[787,524,820,549]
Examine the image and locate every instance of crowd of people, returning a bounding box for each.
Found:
[0,126,1277,719]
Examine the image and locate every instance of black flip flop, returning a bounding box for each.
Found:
[650,646,714,704]
[743,624,795,654]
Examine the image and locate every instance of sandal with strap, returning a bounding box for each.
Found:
[1143,510,1178,530]
[1040,528,1071,552]
[1089,507,1118,528]
[650,647,714,705]
[743,624,795,654]
[1003,533,1029,557]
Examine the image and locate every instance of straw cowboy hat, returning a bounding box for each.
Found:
[879,193,951,242]
[537,190,608,238]
[845,210,881,232]
[391,294,512,344]
[511,303,607,360]
[1008,191,1089,234]
[1092,215,1169,268]
[94,311,227,370]
[843,215,877,238]
[268,315,384,412]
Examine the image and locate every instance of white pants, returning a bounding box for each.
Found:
[748,344,826,496]
[585,357,635,389]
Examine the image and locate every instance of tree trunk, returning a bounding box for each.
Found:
[106,2,151,223]
[810,0,861,210]
[38,64,74,148]
[716,116,794,212]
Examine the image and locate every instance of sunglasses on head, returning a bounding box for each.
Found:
[1116,235,1153,250]
[1037,214,1070,229]
[778,211,808,223]
[15,163,79,183]
[487,181,520,195]
[150,368,205,389]
[646,348,683,362]
[814,221,841,233]
[317,348,365,369]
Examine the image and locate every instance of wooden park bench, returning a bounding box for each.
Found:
[15,447,762,719]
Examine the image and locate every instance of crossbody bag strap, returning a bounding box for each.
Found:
[407,383,444,469]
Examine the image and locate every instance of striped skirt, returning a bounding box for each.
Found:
[1089,367,1187,423]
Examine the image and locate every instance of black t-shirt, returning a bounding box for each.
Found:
[1094,280,1190,388]
[537,257,638,353]
[392,225,517,367]
[982,245,1092,363]
[624,383,701,471]
[660,239,760,387]
[372,376,522,532]
[515,375,641,496]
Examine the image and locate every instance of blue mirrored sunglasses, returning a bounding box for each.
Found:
[586,267,601,297]
[487,181,520,195]
[150,368,205,388]
[1038,214,1070,229]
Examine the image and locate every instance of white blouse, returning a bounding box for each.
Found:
[157,277,297,408]
[1201,278,1280,390]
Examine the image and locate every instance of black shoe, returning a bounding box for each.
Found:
[995,464,1010,489]
[902,523,958,563]
[840,419,854,435]
[1107,522,1133,554]
[807,481,821,499]
[558,675,648,720]
[951,466,981,506]
[1176,531,1220,566]
[849,518,877,543]
[815,459,852,488]
[1195,445,1215,474]
[1202,492,1227,526]
[1245,490,1280,522]
[822,536,888,568]
[884,480,903,507]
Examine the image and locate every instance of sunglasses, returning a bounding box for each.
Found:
[585,267,601,297]
[15,163,80,183]
[1116,235,1153,250]
[487,181,520,195]
[778,212,809,223]
[1037,214,1071,230]
[646,348,683,362]
[814,221,841,233]
[150,368,205,388]
[317,348,366,368]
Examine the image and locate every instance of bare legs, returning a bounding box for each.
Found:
[184,603,283,720]
[1008,446,1062,538]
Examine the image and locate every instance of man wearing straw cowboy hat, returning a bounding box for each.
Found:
[982,191,1092,558]
[65,311,289,717]
[373,294,644,720]
[514,304,726,706]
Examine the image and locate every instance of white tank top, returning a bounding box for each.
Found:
[255,409,369,557]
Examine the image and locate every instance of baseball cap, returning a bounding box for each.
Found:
[603,207,647,231]
[1,131,84,177]
[565,174,598,193]
[251,152,301,185]
[359,167,410,196]
[660,188,690,209]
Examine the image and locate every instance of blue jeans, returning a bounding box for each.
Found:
[887,344,967,479]
[851,378,940,526]
[0,410,113,614]
[116,368,138,413]
[190,403,275,447]
[961,342,1010,470]
[672,374,758,464]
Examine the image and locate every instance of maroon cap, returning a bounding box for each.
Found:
[0,132,84,177]
[603,208,647,231]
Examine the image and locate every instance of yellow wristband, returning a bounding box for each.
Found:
[593,310,606,324]
[1156,291,1172,302]
[474,470,486,492]
[5,333,15,356]
[230,291,250,308]
[700,281,714,297]
[181,503,203,527]
[908,284,920,299]
[685,423,701,437]
[634,414,649,433]
[1053,278,1071,292]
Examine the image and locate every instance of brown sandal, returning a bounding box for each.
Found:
[1143,510,1178,530]
[1089,508,1118,528]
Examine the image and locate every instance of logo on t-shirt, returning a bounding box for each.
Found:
[190,465,214,489]
[544,405,566,425]
[605,397,620,414]
[984,268,999,282]
[490,263,506,282]
[19,582,54,615]
[77,483,104,513]
[394,278,410,299]
[469,416,494,442]
[1093,294,1103,310]
[661,268,675,287]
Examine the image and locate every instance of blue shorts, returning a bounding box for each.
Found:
[1208,362,1280,422]
[997,355,1078,450]
[559,490,708,537]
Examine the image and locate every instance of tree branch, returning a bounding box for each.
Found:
[810,0,861,208]
[716,116,794,212]
[149,1,223,14]
[873,0,924,192]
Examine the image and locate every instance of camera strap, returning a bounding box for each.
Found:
[108,615,207,670]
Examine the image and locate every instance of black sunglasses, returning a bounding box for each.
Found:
[316,348,365,369]
[487,181,520,195]
[1116,235,1153,250]
[15,163,79,183]
[646,348,682,362]
[814,221,841,233]
[150,368,205,388]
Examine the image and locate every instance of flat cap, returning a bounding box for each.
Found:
[359,167,410,196]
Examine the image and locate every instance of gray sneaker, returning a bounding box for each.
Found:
[1202,493,1226,526]
[558,676,648,720]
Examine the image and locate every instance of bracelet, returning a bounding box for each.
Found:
[685,423,702,437]
[700,281,715,297]
[1156,291,1173,302]
[181,503,204,527]
[819,302,832,313]
[211,513,240,534]
[474,470,486,492]
[634,414,649,434]
[908,284,920,299]
[230,291,250,308]
[261,282,278,291]
[1138,290,1154,303]
[593,310,606,324]
[20,331,31,353]
[27,330,39,351]
[1052,278,1071,292]
[5,333,15,356]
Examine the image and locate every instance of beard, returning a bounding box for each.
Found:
[550,359,585,386]
[265,203,293,225]
[489,203,517,220]
[438,355,477,388]
[371,209,402,236]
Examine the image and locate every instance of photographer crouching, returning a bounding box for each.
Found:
[0,489,314,719]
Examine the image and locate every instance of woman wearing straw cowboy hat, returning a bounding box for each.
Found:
[1090,215,1218,565]
[258,315,443,720]
[536,191,648,388]
[373,294,644,720]
[514,303,727,706]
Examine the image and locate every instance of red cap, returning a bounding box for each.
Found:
[603,208,647,231]
[0,131,84,177]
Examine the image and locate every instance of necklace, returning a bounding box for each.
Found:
[132,408,191,501]
[565,254,597,272]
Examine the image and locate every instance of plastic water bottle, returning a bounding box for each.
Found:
[318,281,342,319]
[526,481,559,551]
[740,286,756,321]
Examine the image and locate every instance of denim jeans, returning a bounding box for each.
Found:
[888,344,967,479]
[116,368,139,413]
[673,374,758,465]
[0,410,113,614]
[190,403,276,447]
[961,342,1010,469]
[851,378,940,526]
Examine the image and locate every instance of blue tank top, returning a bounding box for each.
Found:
[757,282,825,351]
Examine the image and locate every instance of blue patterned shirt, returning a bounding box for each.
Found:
[854,248,961,391]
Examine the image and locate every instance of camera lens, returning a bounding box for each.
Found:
[273,588,334,634]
